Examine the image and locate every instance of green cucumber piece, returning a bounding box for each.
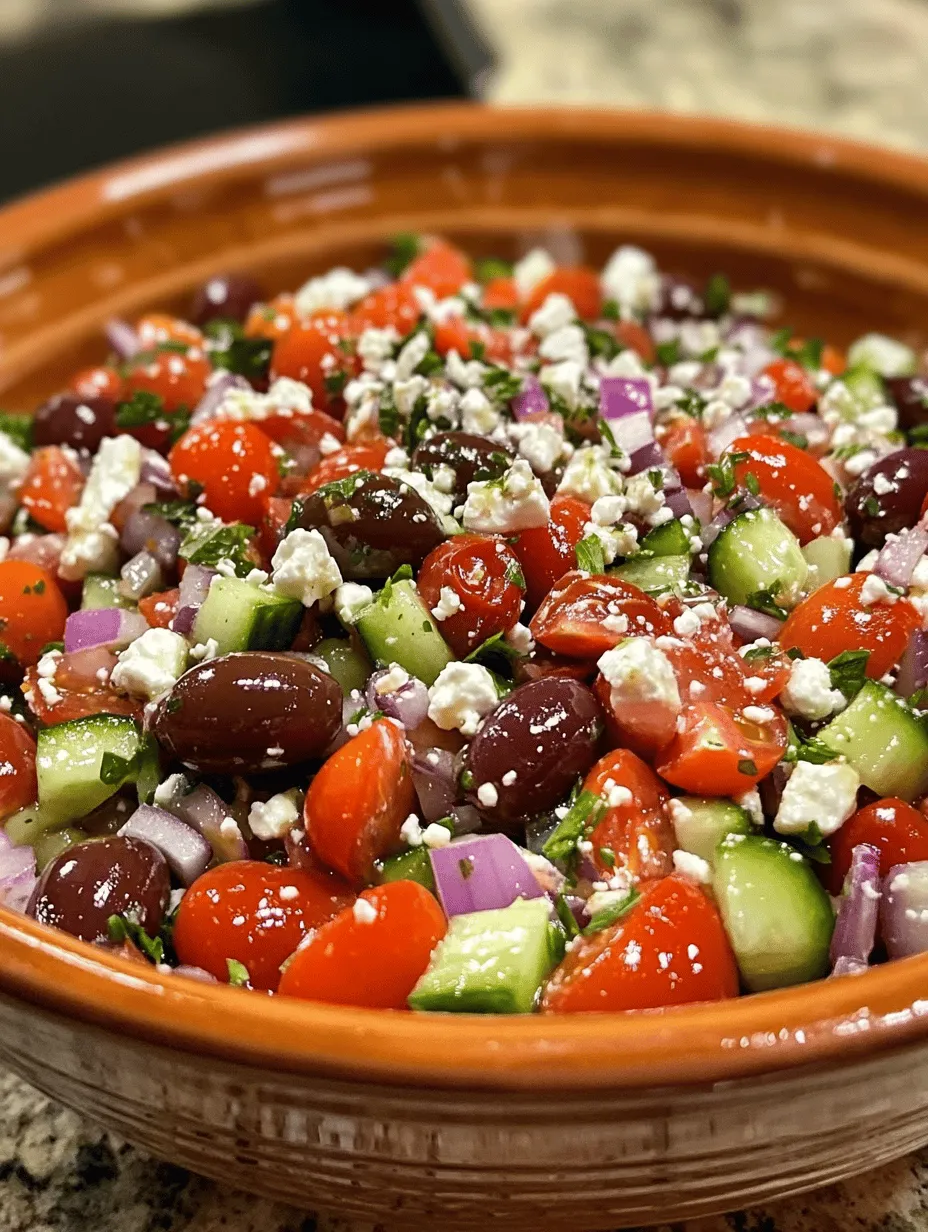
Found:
[818,681,928,801]
[669,796,753,866]
[639,519,691,557]
[706,507,807,609]
[610,553,692,596]
[846,335,915,380]
[32,827,89,872]
[713,833,834,992]
[408,897,555,1014]
[802,535,853,590]
[192,576,302,656]
[311,638,372,696]
[378,846,436,892]
[35,715,146,829]
[830,366,886,418]
[81,574,134,611]
[356,578,453,686]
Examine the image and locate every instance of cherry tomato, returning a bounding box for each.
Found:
[482,276,519,312]
[23,648,142,725]
[277,880,447,1009]
[655,702,788,796]
[432,317,512,364]
[250,404,345,460]
[138,588,180,629]
[70,366,125,402]
[174,861,354,991]
[19,446,84,533]
[531,571,671,659]
[135,313,204,350]
[257,496,294,563]
[350,284,421,334]
[593,670,679,760]
[759,357,817,414]
[780,573,920,680]
[0,714,37,820]
[169,420,279,524]
[305,718,415,885]
[730,644,792,703]
[541,877,739,1013]
[300,441,390,495]
[512,494,589,611]
[270,310,356,413]
[657,612,755,709]
[660,417,708,488]
[728,436,841,543]
[522,267,602,322]
[244,294,298,341]
[417,535,525,657]
[583,749,672,881]
[0,560,68,667]
[615,319,657,364]
[825,798,928,894]
[401,240,472,299]
[123,346,211,416]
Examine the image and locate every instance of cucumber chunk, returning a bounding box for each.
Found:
[408,897,555,1013]
[312,638,372,696]
[378,846,436,893]
[802,535,853,590]
[81,574,134,611]
[818,680,928,801]
[669,796,753,866]
[639,519,691,558]
[35,715,146,829]
[192,576,302,656]
[707,507,807,609]
[713,833,834,992]
[610,553,692,596]
[356,578,453,687]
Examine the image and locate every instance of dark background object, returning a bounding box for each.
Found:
[0,0,490,204]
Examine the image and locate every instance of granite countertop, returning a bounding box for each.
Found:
[7,0,928,1228]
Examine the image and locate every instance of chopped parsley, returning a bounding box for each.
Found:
[474,257,513,283]
[226,959,250,987]
[827,649,870,701]
[575,534,606,575]
[703,272,731,318]
[788,821,831,865]
[107,913,166,965]
[542,789,607,868]
[384,232,421,277]
[655,338,682,367]
[115,390,190,445]
[737,758,758,776]
[705,450,750,499]
[744,581,788,621]
[583,887,641,936]
[178,520,256,577]
[0,412,33,452]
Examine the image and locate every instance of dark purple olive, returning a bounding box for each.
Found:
[28,836,169,944]
[845,447,928,548]
[152,651,342,774]
[189,273,263,326]
[654,274,707,320]
[291,471,445,580]
[885,376,928,430]
[463,677,604,833]
[411,432,512,501]
[32,393,117,454]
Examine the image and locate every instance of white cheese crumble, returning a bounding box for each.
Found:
[846,332,916,378]
[774,760,861,837]
[427,661,499,737]
[780,656,846,722]
[111,628,188,702]
[352,897,379,924]
[334,581,373,626]
[247,789,302,840]
[60,435,142,580]
[431,586,464,622]
[271,528,343,607]
[513,248,555,298]
[597,638,681,715]
[509,420,569,474]
[859,573,897,607]
[528,292,576,338]
[293,267,370,315]
[459,387,499,436]
[462,459,550,534]
[477,782,499,808]
[601,245,660,316]
[672,849,712,885]
[373,664,410,695]
[558,445,623,504]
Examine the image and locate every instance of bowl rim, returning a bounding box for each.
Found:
[5,101,928,1090]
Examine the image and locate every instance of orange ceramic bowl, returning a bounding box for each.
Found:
[4,104,928,1230]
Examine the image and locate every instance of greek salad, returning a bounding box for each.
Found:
[0,238,927,1012]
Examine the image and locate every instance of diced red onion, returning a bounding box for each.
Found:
[173,965,219,983]
[776,411,830,451]
[114,482,158,528]
[0,838,37,913]
[511,376,549,420]
[700,507,736,550]
[120,509,182,569]
[875,526,928,589]
[880,861,928,959]
[105,318,141,360]
[728,605,784,643]
[706,412,749,461]
[831,956,869,977]
[175,784,248,863]
[686,487,713,525]
[119,550,163,601]
[746,374,778,409]
[895,629,928,701]
[725,323,775,379]
[429,833,544,917]
[140,451,180,497]
[600,377,654,456]
[119,804,212,886]
[830,842,881,972]
[450,804,482,836]
[190,372,251,426]
[664,483,694,520]
[64,607,149,654]
[627,440,665,475]
[411,749,457,823]
[172,564,215,635]
[366,669,429,729]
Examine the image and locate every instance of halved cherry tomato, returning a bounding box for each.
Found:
[70,366,125,403]
[541,876,739,1013]
[0,560,68,667]
[660,417,708,488]
[169,420,279,524]
[732,644,792,703]
[615,319,657,364]
[277,880,447,1009]
[305,718,415,885]
[759,357,817,414]
[122,345,212,416]
[522,267,602,322]
[432,317,512,364]
[300,441,390,495]
[174,861,354,991]
[780,573,920,680]
[593,670,679,760]
[19,446,84,533]
[825,798,928,894]
[583,749,672,881]
[244,294,298,341]
[350,283,421,335]
[23,647,142,725]
[401,240,472,299]
[251,404,345,458]
[417,535,525,657]
[0,714,37,821]
[482,276,519,312]
[270,310,357,414]
[512,495,589,611]
[135,313,204,350]
[728,436,841,543]
[655,702,788,796]
[532,571,672,659]
[138,588,180,629]
[258,496,294,562]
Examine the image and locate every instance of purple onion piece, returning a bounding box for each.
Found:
[119,550,163,601]
[119,804,212,887]
[120,510,182,569]
[701,507,736,550]
[190,372,251,426]
[174,785,247,863]
[758,760,793,819]
[706,412,749,461]
[895,629,928,700]
[664,485,694,520]
[830,842,881,971]
[429,833,544,917]
[875,526,928,589]
[173,563,216,635]
[729,605,784,643]
[140,450,180,497]
[0,840,37,913]
[64,607,149,654]
[173,965,219,983]
[687,487,713,525]
[450,804,482,836]
[411,749,457,823]
[627,440,665,475]
[511,376,549,420]
[831,955,869,978]
[746,374,778,410]
[366,669,429,729]
[601,378,655,458]
[880,861,928,959]
[105,318,141,360]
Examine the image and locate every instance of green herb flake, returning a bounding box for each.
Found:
[704,273,731,318]
[543,789,608,866]
[575,534,606,575]
[789,821,832,865]
[744,581,788,622]
[794,734,838,765]
[226,958,250,987]
[0,412,33,452]
[384,232,421,278]
[828,649,870,701]
[583,887,641,936]
[554,893,580,939]
[107,914,164,965]
[179,521,256,578]
[458,857,475,881]
[737,758,758,776]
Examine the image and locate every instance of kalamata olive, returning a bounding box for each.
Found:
[291,471,445,579]
[654,274,707,320]
[463,677,604,833]
[152,652,342,774]
[411,432,512,501]
[28,836,169,944]
[189,273,263,326]
[32,393,117,454]
[845,447,928,547]
[885,376,928,430]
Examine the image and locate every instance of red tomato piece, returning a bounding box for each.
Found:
[780,573,920,680]
[250,404,345,458]
[531,571,672,659]
[583,749,672,881]
[19,446,84,533]
[655,702,788,796]
[417,534,525,657]
[257,496,294,563]
[123,346,211,416]
[135,313,204,350]
[825,798,928,894]
[728,436,841,543]
[0,714,37,821]
[277,880,447,1009]
[70,366,125,403]
[169,420,279,524]
[300,440,390,495]
[512,494,589,611]
[541,876,739,1013]
[593,671,679,760]
[174,861,354,991]
[401,240,472,299]
[270,310,357,414]
[244,294,298,341]
[23,647,142,725]
[522,267,602,322]
[0,561,68,667]
[660,418,709,488]
[432,317,512,364]
[615,320,657,364]
[350,283,421,335]
[305,718,415,885]
[138,588,180,629]
[759,357,817,414]
[482,276,519,312]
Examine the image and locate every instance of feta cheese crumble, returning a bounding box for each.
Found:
[461,459,550,534]
[271,528,343,607]
[427,661,499,736]
[111,628,188,702]
[774,760,861,838]
[780,656,846,722]
[248,790,302,840]
[597,638,681,716]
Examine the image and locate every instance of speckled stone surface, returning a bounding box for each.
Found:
[7,0,928,1227]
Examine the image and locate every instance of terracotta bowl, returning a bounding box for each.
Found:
[4,104,928,1230]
